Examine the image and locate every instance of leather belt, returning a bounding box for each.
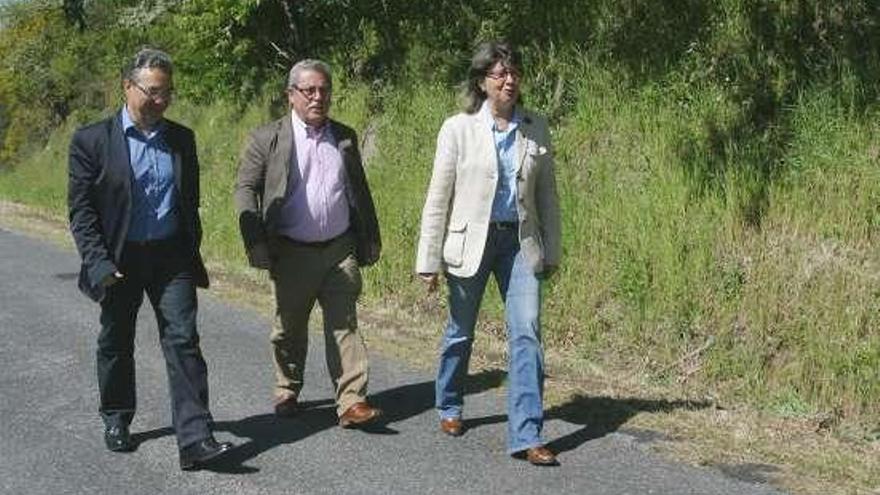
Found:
[280,232,346,248]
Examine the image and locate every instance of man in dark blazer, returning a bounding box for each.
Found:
[235,59,383,427]
[68,48,233,470]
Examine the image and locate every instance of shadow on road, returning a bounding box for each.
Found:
[457,393,711,456]
[544,394,713,454]
[370,368,507,425]
[208,398,338,473]
[129,371,709,471]
[132,368,507,473]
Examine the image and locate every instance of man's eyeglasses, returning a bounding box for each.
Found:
[486,68,522,81]
[131,80,174,101]
[292,85,331,99]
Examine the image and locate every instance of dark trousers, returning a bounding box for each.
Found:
[97,239,212,449]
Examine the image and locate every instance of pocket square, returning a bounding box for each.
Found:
[526,141,547,156]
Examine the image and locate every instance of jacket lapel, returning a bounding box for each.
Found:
[472,114,497,178]
[109,111,132,258]
[331,120,358,207]
[333,121,354,169]
[515,112,532,176]
[276,115,294,187]
[110,112,132,191]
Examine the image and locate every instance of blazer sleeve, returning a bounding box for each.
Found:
[535,122,562,267]
[234,129,270,264]
[68,129,117,287]
[415,117,459,274]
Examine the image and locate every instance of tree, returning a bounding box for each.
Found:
[62,0,85,31]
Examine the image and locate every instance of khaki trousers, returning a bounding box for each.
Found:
[269,233,369,416]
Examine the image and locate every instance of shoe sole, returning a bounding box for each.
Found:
[511,450,560,466]
[106,444,136,453]
[339,410,382,429]
[440,420,464,437]
[179,445,233,471]
[441,429,464,437]
[273,397,299,418]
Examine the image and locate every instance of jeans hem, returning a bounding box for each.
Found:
[437,409,462,420]
[507,440,544,455]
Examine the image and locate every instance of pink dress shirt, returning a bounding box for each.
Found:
[277,113,351,242]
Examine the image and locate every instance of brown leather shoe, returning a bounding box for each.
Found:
[339,402,382,428]
[514,446,559,466]
[273,392,298,417]
[439,417,464,437]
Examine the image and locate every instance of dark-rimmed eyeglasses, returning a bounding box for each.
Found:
[131,80,174,101]
[485,68,522,81]
[292,85,331,99]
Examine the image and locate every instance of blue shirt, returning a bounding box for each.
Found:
[121,106,179,241]
[480,102,521,223]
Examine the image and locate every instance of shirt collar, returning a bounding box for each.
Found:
[478,100,522,132]
[291,111,330,140]
[121,106,164,139]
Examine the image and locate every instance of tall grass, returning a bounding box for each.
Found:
[0,113,75,214]
[2,63,879,428]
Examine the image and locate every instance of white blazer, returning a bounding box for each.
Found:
[416,106,561,278]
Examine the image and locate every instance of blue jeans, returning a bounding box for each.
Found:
[436,224,545,453]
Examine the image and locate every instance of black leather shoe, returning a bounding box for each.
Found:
[179,437,234,471]
[104,425,135,452]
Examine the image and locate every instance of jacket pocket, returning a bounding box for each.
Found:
[442,221,467,267]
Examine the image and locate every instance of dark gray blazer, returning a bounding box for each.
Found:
[234,116,381,267]
[67,111,209,302]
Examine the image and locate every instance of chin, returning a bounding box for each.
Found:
[308,115,328,126]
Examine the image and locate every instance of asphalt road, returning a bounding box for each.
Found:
[0,227,787,495]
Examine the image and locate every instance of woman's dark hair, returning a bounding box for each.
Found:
[462,40,523,114]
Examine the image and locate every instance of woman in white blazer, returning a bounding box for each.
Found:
[416,41,561,466]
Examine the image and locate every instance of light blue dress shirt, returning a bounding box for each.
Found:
[121,106,179,242]
[480,102,521,223]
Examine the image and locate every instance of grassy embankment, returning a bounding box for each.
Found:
[2,59,879,492]
[5,62,878,421]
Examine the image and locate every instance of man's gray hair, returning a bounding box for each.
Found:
[122,48,173,82]
[287,59,333,89]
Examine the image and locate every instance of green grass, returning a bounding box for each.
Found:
[0,115,73,215]
[2,67,879,432]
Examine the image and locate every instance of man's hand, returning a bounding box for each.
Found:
[419,272,439,293]
[249,243,272,270]
[101,271,124,287]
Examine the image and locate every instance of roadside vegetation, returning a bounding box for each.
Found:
[1,1,878,492]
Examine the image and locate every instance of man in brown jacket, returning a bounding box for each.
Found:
[234,59,382,428]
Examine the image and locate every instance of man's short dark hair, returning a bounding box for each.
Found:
[122,48,173,82]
